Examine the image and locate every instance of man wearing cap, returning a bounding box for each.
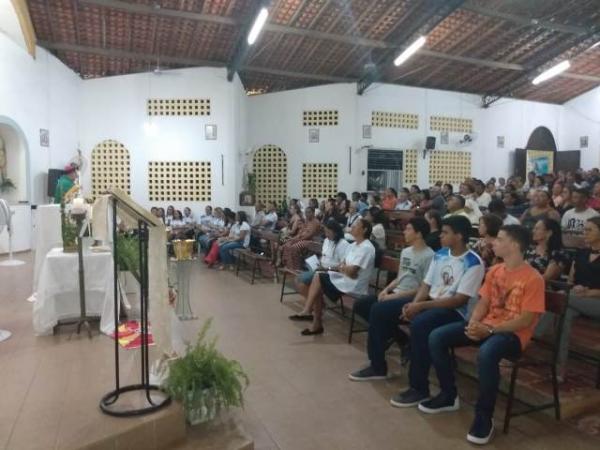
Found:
[53,164,78,204]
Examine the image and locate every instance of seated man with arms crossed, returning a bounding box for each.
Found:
[349,216,484,387]
[423,225,544,445]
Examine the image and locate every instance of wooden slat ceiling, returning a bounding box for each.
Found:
[27,0,600,104]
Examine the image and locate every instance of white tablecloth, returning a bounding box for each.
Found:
[32,204,62,293]
[33,247,116,336]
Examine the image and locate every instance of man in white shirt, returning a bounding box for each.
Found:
[390,215,484,407]
[261,201,279,230]
[395,188,413,211]
[349,217,435,381]
[300,218,375,336]
[561,188,599,248]
[199,205,213,229]
[475,181,492,208]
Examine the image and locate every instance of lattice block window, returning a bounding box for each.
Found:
[403,149,418,185]
[372,111,419,129]
[428,151,471,184]
[303,110,338,126]
[302,163,338,199]
[148,161,211,202]
[91,139,131,198]
[147,98,211,116]
[430,116,473,133]
[253,145,287,204]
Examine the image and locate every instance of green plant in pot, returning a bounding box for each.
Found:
[163,318,249,425]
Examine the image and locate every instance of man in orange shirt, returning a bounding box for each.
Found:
[419,225,545,445]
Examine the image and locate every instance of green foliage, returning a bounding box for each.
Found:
[163,318,249,416]
[60,204,78,252]
[116,234,140,283]
[246,172,256,194]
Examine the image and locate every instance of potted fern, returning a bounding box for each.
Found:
[163,318,249,425]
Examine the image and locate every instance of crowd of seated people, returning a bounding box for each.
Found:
[172,167,600,445]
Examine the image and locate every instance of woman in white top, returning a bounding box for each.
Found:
[290,220,350,321]
[217,211,251,270]
[300,218,376,335]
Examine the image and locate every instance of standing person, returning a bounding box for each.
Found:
[348,217,485,395]
[299,219,375,336]
[561,188,599,249]
[351,217,434,326]
[424,225,544,445]
[53,164,78,204]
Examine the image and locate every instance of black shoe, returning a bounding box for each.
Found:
[418,392,460,414]
[288,314,314,321]
[467,414,495,445]
[348,366,387,382]
[390,388,429,408]
[301,327,324,336]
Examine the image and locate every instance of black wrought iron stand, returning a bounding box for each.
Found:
[100,197,171,416]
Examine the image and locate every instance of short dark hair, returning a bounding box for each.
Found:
[359,218,372,239]
[480,214,503,238]
[336,192,347,200]
[368,206,387,226]
[388,188,397,197]
[237,210,248,224]
[425,210,442,231]
[488,198,506,215]
[408,217,430,239]
[573,187,590,198]
[450,194,466,208]
[500,225,531,254]
[441,215,471,244]
[443,183,453,193]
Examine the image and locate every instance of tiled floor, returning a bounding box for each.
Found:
[1,252,599,450]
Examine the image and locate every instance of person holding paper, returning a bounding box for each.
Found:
[289,219,350,321]
[299,218,375,336]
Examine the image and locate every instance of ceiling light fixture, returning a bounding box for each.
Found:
[247,7,269,45]
[394,36,427,67]
[532,60,571,85]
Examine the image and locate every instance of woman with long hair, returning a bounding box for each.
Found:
[524,218,568,281]
[520,190,561,230]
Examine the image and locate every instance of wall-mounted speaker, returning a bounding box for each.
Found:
[426,136,436,150]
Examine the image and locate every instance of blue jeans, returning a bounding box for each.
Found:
[198,234,213,252]
[219,241,244,265]
[429,321,521,417]
[408,308,464,395]
[367,297,414,374]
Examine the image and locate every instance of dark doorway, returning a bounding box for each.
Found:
[526,126,557,151]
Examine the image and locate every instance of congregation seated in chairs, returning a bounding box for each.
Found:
[190,169,600,446]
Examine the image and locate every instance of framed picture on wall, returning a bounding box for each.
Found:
[308,128,319,143]
[580,136,589,148]
[440,130,449,145]
[497,136,505,148]
[362,125,372,139]
[205,124,217,140]
[40,129,50,147]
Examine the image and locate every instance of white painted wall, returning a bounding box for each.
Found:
[559,86,600,169]
[0,33,81,205]
[78,67,247,218]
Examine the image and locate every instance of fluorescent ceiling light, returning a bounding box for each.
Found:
[247,7,269,45]
[393,36,426,66]
[532,60,571,85]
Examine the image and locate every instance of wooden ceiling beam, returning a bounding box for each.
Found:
[10,0,37,57]
[38,41,355,83]
[461,1,590,36]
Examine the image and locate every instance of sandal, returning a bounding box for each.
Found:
[288,314,314,321]
[301,327,324,336]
